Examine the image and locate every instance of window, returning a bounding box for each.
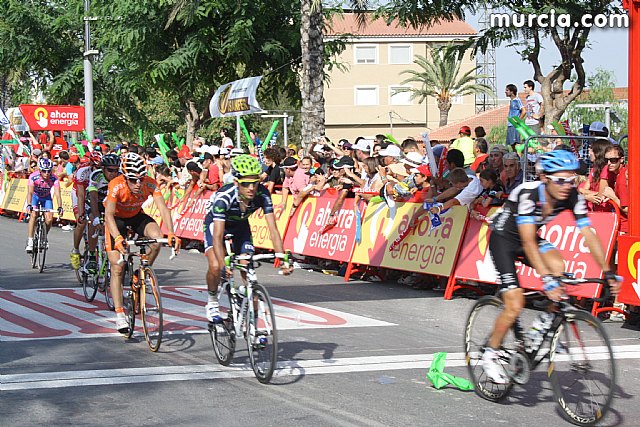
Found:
[389,86,412,105]
[389,45,412,64]
[355,45,377,64]
[451,95,464,105]
[355,87,378,105]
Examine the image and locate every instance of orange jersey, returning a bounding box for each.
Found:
[106,175,162,218]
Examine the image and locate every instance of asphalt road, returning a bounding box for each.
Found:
[1,214,639,427]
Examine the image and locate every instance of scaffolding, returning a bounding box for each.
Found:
[475,7,497,113]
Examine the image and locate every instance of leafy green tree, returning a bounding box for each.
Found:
[399,49,493,126]
[379,1,627,129]
[563,69,627,139]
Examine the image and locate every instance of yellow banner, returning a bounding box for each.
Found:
[53,185,77,221]
[1,178,29,212]
[249,194,293,250]
[352,202,468,276]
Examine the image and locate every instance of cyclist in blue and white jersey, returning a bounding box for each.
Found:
[202,154,292,322]
[482,150,621,384]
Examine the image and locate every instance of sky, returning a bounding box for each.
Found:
[463,15,630,96]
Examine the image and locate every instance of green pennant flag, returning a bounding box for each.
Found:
[171,132,184,150]
[426,352,474,391]
[156,134,171,165]
[138,128,145,146]
[262,120,279,151]
[384,134,400,146]
[238,117,254,148]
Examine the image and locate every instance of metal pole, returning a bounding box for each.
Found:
[628,0,640,235]
[389,111,393,134]
[604,103,611,130]
[283,113,288,147]
[235,115,241,148]
[83,0,94,141]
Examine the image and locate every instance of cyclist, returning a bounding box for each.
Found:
[104,153,181,335]
[203,154,292,323]
[84,154,121,273]
[483,150,621,384]
[70,151,102,270]
[25,158,64,252]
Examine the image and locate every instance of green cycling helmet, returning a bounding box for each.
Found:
[231,154,262,177]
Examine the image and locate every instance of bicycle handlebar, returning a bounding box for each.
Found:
[232,252,290,269]
[116,238,177,264]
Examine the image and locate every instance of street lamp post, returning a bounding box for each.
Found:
[83,0,97,142]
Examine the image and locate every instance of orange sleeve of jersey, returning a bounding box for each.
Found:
[143,176,162,199]
[106,175,125,203]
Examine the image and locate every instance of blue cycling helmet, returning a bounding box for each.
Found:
[38,158,53,171]
[537,150,580,173]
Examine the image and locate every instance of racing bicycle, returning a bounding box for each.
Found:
[118,237,176,352]
[80,218,114,309]
[464,275,617,426]
[209,234,288,384]
[29,207,59,273]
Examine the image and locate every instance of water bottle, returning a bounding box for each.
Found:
[526,312,553,351]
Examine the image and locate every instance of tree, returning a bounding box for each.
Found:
[399,49,493,126]
[379,1,627,129]
[563,69,627,139]
[300,2,369,146]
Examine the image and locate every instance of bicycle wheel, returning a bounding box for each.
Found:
[464,296,517,401]
[31,223,39,269]
[140,267,163,352]
[37,220,47,273]
[104,262,115,311]
[82,248,98,302]
[549,310,616,426]
[123,290,136,339]
[209,283,236,366]
[246,283,278,384]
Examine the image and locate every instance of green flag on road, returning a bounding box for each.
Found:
[426,352,474,391]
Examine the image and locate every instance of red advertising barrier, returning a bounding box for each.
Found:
[617,235,640,306]
[283,190,357,263]
[19,104,86,132]
[173,191,213,240]
[450,211,619,300]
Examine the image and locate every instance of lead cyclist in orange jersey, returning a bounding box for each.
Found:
[104,153,181,335]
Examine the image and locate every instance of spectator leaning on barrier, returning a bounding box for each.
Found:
[428,167,483,215]
[262,147,284,193]
[501,152,524,194]
[290,156,313,196]
[279,156,299,210]
[450,126,476,167]
[578,139,613,211]
[488,145,508,176]
[470,138,489,173]
[470,168,505,217]
[352,137,371,162]
[600,144,625,210]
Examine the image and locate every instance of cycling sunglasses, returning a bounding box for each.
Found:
[547,175,577,186]
[127,176,144,184]
[237,179,260,188]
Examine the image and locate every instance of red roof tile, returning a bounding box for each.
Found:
[428,105,509,141]
[326,13,477,37]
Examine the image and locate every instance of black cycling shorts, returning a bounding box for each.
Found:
[106,212,157,251]
[489,232,556,291]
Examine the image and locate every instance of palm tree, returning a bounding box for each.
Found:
[302,2,369,146]
[400,49,493,127]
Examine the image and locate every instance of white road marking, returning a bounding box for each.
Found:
[3,345,639,391]
[0,286,394,341]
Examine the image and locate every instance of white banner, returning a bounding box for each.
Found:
[209,76,264,118]
[0,106,9,127]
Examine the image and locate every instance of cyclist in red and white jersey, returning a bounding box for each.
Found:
[70,151,102,270]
